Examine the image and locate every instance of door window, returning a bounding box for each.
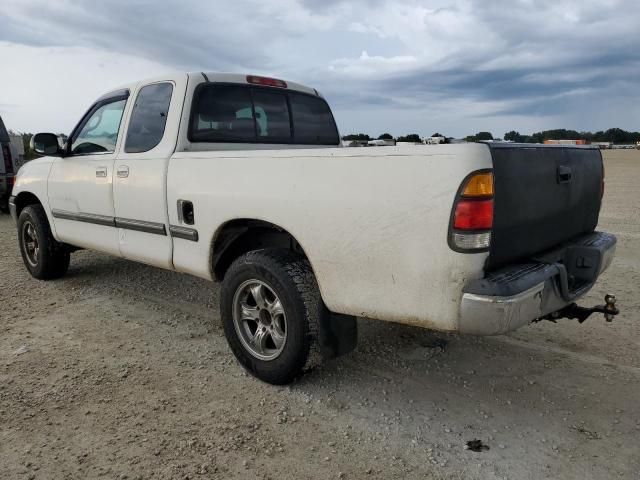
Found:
[125,83,174,153]
[70,99,127,155]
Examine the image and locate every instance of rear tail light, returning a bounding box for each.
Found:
[246,75,287,88]
[462,172,494,197]
[7,175,15,193]
[452,231,492,250]
[449,170,494,251]
[453,199,494,230]
[2,144,12,174]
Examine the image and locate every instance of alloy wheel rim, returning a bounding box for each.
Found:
[22,221,39,267]
[232,279,287,361]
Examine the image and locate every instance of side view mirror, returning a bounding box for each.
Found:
[31,133,64,156]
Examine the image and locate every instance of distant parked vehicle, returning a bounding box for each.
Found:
[0,115,19,213]
[367,139,395,146]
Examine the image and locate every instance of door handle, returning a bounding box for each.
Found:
[116,165,129,178]
[177,199,195,225]
[557,165,572,184]
[95,167,107,178]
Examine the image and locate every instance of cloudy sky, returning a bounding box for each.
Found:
[1,0,639,138]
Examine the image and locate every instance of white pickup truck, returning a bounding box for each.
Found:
[10,72,619,384]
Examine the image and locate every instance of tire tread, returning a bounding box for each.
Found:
[221,248,324,384]
[18,205,70,280]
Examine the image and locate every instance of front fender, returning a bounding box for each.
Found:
[12,157,57,238]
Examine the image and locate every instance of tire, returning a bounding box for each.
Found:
[17,205,70,280]
[220,249,324,385]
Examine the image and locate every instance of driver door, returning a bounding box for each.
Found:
[48,91,130,256]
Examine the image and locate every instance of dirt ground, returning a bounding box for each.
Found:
[1,150,639,480]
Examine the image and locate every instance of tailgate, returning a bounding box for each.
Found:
[487,144,603,270]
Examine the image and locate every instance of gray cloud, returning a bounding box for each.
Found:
[1,0,639,137]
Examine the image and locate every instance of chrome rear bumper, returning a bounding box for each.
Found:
[459,232,616,335]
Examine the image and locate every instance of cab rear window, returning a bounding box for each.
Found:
[189,84,339,145]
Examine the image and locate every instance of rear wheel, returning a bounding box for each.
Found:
[17,205,70,280]
[220,249,323,385]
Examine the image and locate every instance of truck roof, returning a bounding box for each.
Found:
[107,72,321,99]
[199,72,320,97]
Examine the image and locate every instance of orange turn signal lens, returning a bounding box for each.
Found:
[462,172,494,197]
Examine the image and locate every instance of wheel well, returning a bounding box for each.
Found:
[14,192,42,217]
[212,219,308,280]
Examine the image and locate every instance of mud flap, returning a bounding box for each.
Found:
[318,312,358,359]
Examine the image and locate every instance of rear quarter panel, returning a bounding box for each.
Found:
[167,144,492,331]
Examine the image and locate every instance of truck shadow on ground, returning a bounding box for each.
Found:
[66,250,638,414]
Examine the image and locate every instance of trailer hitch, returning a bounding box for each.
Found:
[539,294,619,324]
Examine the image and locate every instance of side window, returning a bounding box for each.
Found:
[125,83,173,153]
[70,99,127,155]
[251,90,291,142]
[190,85,256,142]
[289,93,339,145]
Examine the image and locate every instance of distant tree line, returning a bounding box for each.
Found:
[343,128,640,144]
[503,128,640,144]
[342,132,449,143]
[465,131,494,142]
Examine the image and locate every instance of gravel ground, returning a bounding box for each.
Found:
[1,150,639,480]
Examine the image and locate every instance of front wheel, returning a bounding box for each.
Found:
[220,249,323,385]
[17,205,70,280]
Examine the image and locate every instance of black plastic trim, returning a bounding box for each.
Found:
[96,88,130,103]
[169,225,199,241]
[51,208,115,227]
[115,217,166,235]
[51,209,167,236]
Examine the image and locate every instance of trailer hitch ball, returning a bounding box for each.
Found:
[538,293,620,324]
[604,294,617,322]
